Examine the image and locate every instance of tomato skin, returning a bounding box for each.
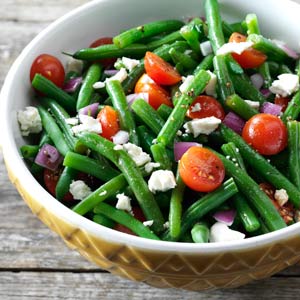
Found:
[89,37,116,67]
[179,147,225,192]
[229,32,267,69]
[187,95,225,120]
[97,106,120,141]
[274,96,290,112]
[135,74,172,110]
[242,113,288,155]
[144,51,181,85]
[30,54,65,88]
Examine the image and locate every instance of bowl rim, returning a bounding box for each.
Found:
[1,0,300,254]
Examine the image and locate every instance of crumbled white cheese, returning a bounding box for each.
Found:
[123,143,151,167]
[163,221,170,229]
[93,81,106,89]
[205,70,217,97]
[190,102,201,112]
[93,68,128,89]
[200,40,213,56]
[69,180,92,200]
[176,130,183,136]
[113,144,124,151]
[65,117,79,126]
[144,162,160,174]
[209,222,245,243]
[274,189,289,207]
[112,130,129,145]
[121,57,140,72]
[217,41,254,56]
[143,220,154,227]
[244,100,260,110]
[148,170,177,194]
[66,58,83,74]
[17,106,42,136]
[183,116,221,137]
[116,193,132,213]
[139,73,155,84]
[269,73,299,97]
[99,190,107,197]
[72,114,102,135]
[179,75,194,93]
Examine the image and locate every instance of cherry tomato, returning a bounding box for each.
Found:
[274,96,290,112]
[30,54,65,87]
[89,37,116,67]
[229,32,267,69]
[114,207,146,236]
[187,95,225,120]
[97,105,120,141]
[135,74,172,110]
[179,147,225,192]
[43,169,73,201]
[242,113,288,155]
[144,51,181,85]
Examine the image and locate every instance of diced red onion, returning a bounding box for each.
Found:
[112,130,129,145]
[104,69,119,76]
[78,103,99,117]
[260,102,282,116]
[63,77,82,93]
[34,144,63,171]
[223,112,245,135]
[260,88,271,98]
[174,142,201,161]
[250,73,264,90]
[126,93,149,107]
[213,209,236,226]
[273,40,299,59]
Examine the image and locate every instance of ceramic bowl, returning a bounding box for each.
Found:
[1,0,300,291]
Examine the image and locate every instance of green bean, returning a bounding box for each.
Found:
[39,132,53,147]
[169,48,198,70]
[73,174,127,215]
[37,106,70,156]
[147,31,183,50]
[230,73,266,104]
[77,63,103,111]
[163,178,238,241]
[281,91,300,124]
[63,151,119,181]
[32,74,76,113]
[94,202,160,240]
[225,94,258,120]
[157,69,211,146]
[169,169,185,239]
[221,141,247,171]
[55,166,78,201]
[20,145,39,159]
[77,132,165,233]
[191,222,210,243]
[93,214,116,228]
[247,34,294,64]
[157,104,173,120]
[113,20,184,49]
[233,193,260,233]
[136,125,156,154]
[219,123,300,208]
[150,143,172,170]
[193,53,214,75]
[226,55,244,75]
[287,121,300,189]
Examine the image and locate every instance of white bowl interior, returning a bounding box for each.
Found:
[1,0,300,253]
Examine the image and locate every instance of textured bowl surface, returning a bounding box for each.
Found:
[1,0,300,291]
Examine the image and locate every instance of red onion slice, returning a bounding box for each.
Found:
[174,142,201,161]
[126,93,149,107]
[273,40,299,59]
[34,144,63,171]
[104,69,119,76]
[250,73,264,90]
[260,88,271,98]
[78,103,99,117]
[63,77,83,93]
[260,102,282,116]
[213,209,236,226]
[223,112,245,135]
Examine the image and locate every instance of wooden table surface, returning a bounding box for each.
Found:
[1,0,300,299]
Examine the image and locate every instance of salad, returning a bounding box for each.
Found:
[18,0,300,243]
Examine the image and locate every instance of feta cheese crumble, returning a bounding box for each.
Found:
[269,73,299,97]
[179,75,194,93]
[112,130,129,145]
[121,57,140,72]
[93,68,128,89]
[200,40,213,56]
[116,193,132,213]
[123,143,151,167]
[69,180,92,200]
[183,116,221,137]
[148,170,176,194]
[209,222,245,243]
[190,102,201,112]
[216,41,254,56]
[244,100,260,110]
[17,106,42,136]
[274,189,289,207]
[144,162,160,173]
[71,114,102,135]
[65,117,79,126]
[205,70,217,96]
[66,58,84,74]
[143,220,154,227]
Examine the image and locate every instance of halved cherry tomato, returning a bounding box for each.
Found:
[242,113,288,155]
[229,32,267,69]
[135,73,172,110]
[187,95,225,120]
[274,96,290,112]
[144,51,181,85]
[89,37,116,67]
[30,54,65,88]
[43,169,73,201]
[114,207,146,236]
[179,147,225,192]
[97,105,120,141]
